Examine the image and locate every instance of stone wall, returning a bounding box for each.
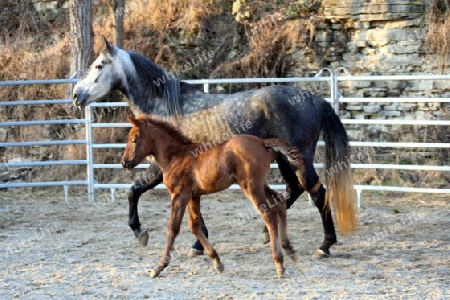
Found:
[290,0,449,144]
[31,0,68,23]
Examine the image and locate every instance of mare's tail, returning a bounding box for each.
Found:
[316,96,357,234]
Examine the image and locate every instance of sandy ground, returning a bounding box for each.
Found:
[0,188,448,299]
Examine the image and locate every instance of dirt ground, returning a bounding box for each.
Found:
[0,188,448,299]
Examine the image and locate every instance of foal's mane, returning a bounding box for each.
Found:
[128,51,182,115]
[137,115,193,145]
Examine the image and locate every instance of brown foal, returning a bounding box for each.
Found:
[122,115,300,277]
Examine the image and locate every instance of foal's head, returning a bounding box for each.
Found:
[122,116,150,170]
[122,115,193,170]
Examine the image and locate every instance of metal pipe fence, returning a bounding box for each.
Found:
[0,74,449,206]
[0,83,88,202]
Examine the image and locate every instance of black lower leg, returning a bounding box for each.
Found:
[128,183,149,237]
[191,213,208,251]
[128,164,163,237]
[312,185,337,255]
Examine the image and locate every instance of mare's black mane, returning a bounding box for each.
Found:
[128,51,200,115]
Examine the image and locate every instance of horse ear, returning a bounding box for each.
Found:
[127,115,139,127]
[103,35,117,56]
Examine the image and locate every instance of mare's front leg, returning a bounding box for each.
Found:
[128,163,163,246]
[187,197,224,273]
[150,192,190,278]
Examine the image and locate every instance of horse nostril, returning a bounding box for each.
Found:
[73,93,78,100]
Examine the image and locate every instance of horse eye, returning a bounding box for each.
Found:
[131,138,137,143]
[95,64,103,70]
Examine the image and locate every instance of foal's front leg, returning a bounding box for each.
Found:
[187,197,224,273]
[150,192,189,278]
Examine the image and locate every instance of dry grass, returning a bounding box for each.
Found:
[210,18,322,80]
[0,0,49,45]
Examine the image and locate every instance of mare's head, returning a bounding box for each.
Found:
[73,38,183,115]
[122,115,151,170]
[73,37,131,108]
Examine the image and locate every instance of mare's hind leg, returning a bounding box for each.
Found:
[241,184,284,277]
[264,186,297,262]
[276,156,306,210]
[187,197,224,273]
[128,163,163,246]
[295,157,337,258]
[150,192,189,278]
[261,157,305,244]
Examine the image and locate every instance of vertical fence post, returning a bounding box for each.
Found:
[330,71,339,115]
[203,82,209,93]
[333,67,352,116]
[85,105,95,202]
[315,68,336,113]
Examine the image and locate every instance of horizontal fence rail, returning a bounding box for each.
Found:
[342,119,450,125]
[0,78,88,202]
[0,74,449,206]
[0,160,88,168]
[339,97,450,103]
[0,140,87,147]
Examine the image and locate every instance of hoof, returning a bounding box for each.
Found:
[262,232,270,244]
[150,269,159,278]
[187,248,204,259]
[215,262,225,274]
[277,267,285,278]
[138,230,149,247]
[288,251,298,262]
[312,249,330,259]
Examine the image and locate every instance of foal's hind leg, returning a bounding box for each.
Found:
[264,186,297,262]
[187,197,224,273]
[187,216,208,258]
[262,157,305,244]
[260,209,284,277]
[242,184,284,277]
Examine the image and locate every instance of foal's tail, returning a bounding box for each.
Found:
[264,139,301,170]
[316,96,357,235]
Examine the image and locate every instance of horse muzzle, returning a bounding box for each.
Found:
[72,91,90,108]
[122,159,136,170]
